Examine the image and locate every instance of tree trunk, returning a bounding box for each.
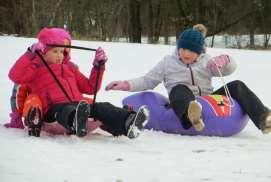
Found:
[128,0,141,43]
[249,30,255,48]
[211,35,215,48]
[48,0,63,26]
[263,34,270,48]
[153,1,162,43]
[147,0,154,43]
[30,0,38,35]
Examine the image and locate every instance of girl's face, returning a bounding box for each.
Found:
[43,47,65,64]
[178,48,199,64]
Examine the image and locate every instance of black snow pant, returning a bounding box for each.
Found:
[213,80,269,129]
[169,84,195,129]
[169,80,269,130]
[44,102,133,136]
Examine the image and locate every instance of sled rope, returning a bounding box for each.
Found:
[91,61,104,121]
[38,45,104,120]
[216,65,235,107]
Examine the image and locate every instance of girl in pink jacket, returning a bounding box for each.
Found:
[9,27,149,138]
[5,28,72,130]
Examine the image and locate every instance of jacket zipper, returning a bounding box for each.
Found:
[187,64,202,96]
[187,64,195,85]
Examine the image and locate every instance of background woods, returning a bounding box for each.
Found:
[1,0,271,48]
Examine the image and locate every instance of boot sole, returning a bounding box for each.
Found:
[127,105,149,139]
[25,107,42,137]
[75,101,90,137]
[188,101,205,131]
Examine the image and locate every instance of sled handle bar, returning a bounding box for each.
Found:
[47,44,97,51]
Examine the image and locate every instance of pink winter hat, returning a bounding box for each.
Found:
[50,28,71,44]
[37,27,71,53]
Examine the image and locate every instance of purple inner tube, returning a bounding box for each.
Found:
[122,91,248,137]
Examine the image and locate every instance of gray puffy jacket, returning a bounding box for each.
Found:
[128,49,236,96]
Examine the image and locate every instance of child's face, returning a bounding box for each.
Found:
[178,48,199,64]
[43,47,65,64]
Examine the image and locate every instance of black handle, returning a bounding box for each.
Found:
[47,44,97,51]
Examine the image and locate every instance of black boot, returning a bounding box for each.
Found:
[74,101,90,137]
[125,105,149,139]
[24,107,43,137]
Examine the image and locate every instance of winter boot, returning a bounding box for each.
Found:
[24,106,42,137]
[125,105,150,139]
[260,111,271,134]
[74,101,90,137]
[187,100,205,131]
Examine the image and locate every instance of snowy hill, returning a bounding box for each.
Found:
[1,36,271,182]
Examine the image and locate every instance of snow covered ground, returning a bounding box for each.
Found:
[1,36,271,182]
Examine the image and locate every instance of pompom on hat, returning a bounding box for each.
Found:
[177,28,205,54]
[37,27,71,54]
[193,24,207,37]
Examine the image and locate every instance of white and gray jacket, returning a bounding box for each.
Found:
[128,49,236,96]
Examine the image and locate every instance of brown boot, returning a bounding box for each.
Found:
[187,101,205,131]
[261,111,271,134]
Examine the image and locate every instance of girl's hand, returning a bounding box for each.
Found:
[93,47,108,67]
[207,54,231,71]
[105,81,131,91]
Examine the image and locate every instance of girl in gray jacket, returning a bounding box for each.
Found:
[106,28,271,134]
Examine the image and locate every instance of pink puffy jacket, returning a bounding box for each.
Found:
[9,53,104,114]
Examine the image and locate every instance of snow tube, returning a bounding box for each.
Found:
[122,91,248,137]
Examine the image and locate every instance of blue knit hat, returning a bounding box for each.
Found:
[177,28,204,54]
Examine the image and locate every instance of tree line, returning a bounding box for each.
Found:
[0,0,271,48]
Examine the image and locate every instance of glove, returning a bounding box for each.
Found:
[93,47,108,67]
[30,42,46,53]
[105,81,131,91]
[207,54,231,72]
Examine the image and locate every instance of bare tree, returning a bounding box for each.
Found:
[127,0,141,43]
[143,0,163,43]
[256,0,271,48]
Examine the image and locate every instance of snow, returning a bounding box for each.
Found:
[1,36,271,182]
